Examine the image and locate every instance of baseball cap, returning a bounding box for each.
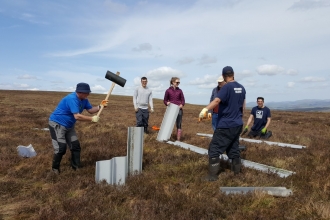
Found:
[217,76,224,82]
[222,66,234,75]
[75,82,91,93]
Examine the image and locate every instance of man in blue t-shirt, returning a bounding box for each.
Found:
[199,66,246,181]
[49,82,108,174]
[242,97,272,139]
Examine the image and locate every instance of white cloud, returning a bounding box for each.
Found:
[144,67,185,81]
[91,85,106,92]
[29,88,39,91]
[132,43,153,52]
[299,76,326,82]
[286,69,299,75]
[198,54,217,65]
[288,0,330,10]
[288,82,295,88]
[104,0,128,13]
[177,57,195,65]
[17,74,37,79]
[256,64,285,76]
[14,83,29,88]
[235,70,255,80]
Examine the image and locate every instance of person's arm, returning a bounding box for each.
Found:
[205,97,220,112]
[180,90,185,108]
[86,106,100,114]
[199,97,220,119]
[264,117,271,130]
[133,88,138,110]
[163,90,169,106]
[208,88,215,114]
[246,114,253,127]
[74,113,95,121]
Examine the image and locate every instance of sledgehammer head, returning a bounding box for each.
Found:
[105,71,126,87]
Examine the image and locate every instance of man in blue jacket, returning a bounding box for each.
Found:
[199,66,246,181]
[49,82,108,174]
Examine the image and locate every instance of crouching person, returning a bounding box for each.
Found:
[243,97,272,139]
[48,82,108,174]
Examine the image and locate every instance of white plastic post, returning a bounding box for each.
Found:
[127,127,144,175]
[157,104,180,142]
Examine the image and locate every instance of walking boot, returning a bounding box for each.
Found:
[231,157,241,175]
[144,126,149,134]
[203,157,220,181]
[177,129,182,141]
[52,154,63,174]
[71,150,81,170]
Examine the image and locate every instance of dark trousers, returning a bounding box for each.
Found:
[176,109,183,129]
[208,125,243,159]
[136,108,149,128]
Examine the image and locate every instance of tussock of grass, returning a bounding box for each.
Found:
[0,90,330,219]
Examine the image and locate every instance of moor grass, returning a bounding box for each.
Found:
[0,90,330,220]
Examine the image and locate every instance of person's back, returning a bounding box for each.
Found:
[217,81,245,129]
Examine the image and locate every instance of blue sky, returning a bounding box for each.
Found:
[0,0,329,105]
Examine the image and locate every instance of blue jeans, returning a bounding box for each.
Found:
[212,113,218,131]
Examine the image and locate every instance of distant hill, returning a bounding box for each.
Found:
[246,99,330,112]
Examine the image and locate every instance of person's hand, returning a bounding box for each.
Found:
[261,127,267,134]
[150,108,154,113]
[135,108,139,112]
[199,108,208,120]
[208,113,212,119]
[100,100,108,108]
[167,102,170,105]
[91,116,100,123]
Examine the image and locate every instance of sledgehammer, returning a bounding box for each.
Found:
[96,71,127,117]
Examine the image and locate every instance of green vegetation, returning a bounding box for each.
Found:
[0,90,329,219]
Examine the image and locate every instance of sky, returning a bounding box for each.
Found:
[0,0,329,105]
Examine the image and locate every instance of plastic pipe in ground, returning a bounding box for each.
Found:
[220,187,293,197]
[127,127,144,175]
[95,156,127,185]
[166,141,295,178]
[196,133,306,149]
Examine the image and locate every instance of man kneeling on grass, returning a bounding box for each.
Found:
[242,97,272,139]
[48,82,108,174]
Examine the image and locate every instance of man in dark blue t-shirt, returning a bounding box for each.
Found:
[199,66,246,181]
[242,97,272,139]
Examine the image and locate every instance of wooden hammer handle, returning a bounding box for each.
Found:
[96,71,120,118]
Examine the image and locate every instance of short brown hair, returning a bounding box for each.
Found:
[170,77,180,86]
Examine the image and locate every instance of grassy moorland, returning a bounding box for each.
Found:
[0,90,329,220]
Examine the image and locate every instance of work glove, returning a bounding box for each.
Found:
[199,108,208,120]
[207,113,212,119]
[91,116,100,123]
[100,100,108,108]
[261,127,267,134]
[150,108,154,113]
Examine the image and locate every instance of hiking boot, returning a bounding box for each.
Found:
[231,157,241,175]
[203,157,220,181]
